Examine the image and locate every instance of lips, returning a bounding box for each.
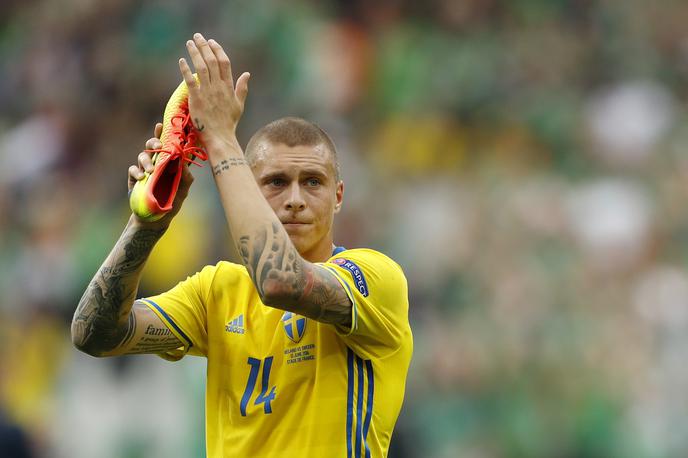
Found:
[281,221,310,230]
[281,220,310,225]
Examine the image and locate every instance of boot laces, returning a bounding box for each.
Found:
[146,104,207,167]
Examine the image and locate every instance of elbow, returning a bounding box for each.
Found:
[71,341,101,358]
[70,323,106,358]
[254,254,309,308]
[259,279,300,308]
[73,342,107,358]
[71,337,102,358]
[259,290,288,308]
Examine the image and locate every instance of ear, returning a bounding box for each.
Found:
[334,180,344,214]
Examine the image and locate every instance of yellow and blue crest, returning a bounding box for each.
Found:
[282,312,307,343]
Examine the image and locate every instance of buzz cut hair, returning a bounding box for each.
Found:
[245,117,341,181]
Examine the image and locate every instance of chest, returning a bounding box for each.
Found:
[206,295,345,387]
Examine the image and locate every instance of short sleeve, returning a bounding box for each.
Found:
[321,249,411,360]
[141,264,216,360]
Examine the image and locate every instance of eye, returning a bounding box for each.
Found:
[269,178,286,187]
[305,178,321,187]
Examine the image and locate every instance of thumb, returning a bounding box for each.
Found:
[235,72,250,106]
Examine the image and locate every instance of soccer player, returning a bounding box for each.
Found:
[71,33,412,457]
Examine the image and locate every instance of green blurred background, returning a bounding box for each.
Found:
[2,0,688,456]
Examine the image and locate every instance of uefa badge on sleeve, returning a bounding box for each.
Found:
[331,258,369,297]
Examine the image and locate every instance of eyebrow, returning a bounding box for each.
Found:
[259,168,329,181]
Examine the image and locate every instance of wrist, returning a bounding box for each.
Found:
[204,135,243,161]
[128,214,170,234]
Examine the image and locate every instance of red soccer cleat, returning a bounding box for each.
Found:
[130,77,206,222]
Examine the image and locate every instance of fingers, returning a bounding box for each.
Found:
[138,151,155,175]
[208,39,233,85]
[186,38,210,86]
[128,165,142,190]
[186,33,221,85]
[145,136,162,151]
[193,33,220,81]
[235,72,250,107]
[179,57,198,91]
[130,127,163,190]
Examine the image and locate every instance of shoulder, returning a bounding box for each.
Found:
[197,260,255,292]
[327,248,404,277]
[324,248,407,296]
[212,260,252,277]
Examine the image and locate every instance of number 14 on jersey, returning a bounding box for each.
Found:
[240,356,277,416]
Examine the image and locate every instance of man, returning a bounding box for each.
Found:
[71,33,412,457]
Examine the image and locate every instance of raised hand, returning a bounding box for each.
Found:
[128,122,194,229]
[179,33,250,153]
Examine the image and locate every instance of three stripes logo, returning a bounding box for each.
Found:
[225,314,245,334]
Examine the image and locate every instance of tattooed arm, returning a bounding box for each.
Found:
[209,151,352,326]
[71,216,182,357]
[178,34,351,327]
[210,153,352,326]
[237,223,351,326]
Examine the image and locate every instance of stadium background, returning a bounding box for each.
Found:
[2,0,688,456]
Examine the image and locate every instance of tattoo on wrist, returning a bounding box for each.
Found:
[213,157,248,176]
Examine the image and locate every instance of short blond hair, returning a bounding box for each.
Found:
[245,117,341,181]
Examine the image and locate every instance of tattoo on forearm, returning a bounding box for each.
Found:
[238,222,351,326]
[129,333,181,354]
[239,222,301,298]
[305,267,352,326]
[120,312,137,348]
[71,226,165,355]
[145,324,171,336]
[213,157,248,176]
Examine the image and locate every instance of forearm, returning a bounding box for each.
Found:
[178,34,350,325]
[71,216,167,356]
[208,140,309,304]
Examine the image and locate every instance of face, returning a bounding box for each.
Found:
[251,141,344,261]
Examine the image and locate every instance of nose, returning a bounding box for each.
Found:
[285,182,306,212]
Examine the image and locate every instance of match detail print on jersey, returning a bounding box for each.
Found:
[140,248,411,457]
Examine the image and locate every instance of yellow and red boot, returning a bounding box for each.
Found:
[129,77,206,222]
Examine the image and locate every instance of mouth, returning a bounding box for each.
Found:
[281,221,310,229]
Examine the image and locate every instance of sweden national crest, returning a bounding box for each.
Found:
[282,312,307,343]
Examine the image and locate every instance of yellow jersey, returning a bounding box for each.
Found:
[142,247,413,458]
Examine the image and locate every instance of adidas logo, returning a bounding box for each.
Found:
[225,314,245,334]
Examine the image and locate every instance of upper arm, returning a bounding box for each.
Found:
[100,300,183,357]
[284,262,353,327]
[319,251,411,359]
[239,222,352,326]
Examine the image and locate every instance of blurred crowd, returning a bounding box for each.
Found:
[2,0,688,456]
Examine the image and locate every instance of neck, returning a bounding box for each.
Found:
[299,240,336,263]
